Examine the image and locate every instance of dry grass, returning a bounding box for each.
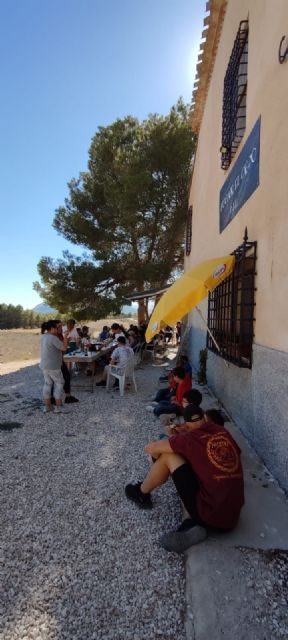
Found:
[0,317,137,364]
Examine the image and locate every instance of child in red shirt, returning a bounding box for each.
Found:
[152,366,192,418]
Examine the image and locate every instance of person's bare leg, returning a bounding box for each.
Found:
[141,452,186,494]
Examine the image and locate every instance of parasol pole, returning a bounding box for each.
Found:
[195,306,229,367]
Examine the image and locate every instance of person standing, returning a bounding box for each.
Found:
[175,321,182,344]
[66,319,81,347]
[54,321,79,404]
[40,320,68,413]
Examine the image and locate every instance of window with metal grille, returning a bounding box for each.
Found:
[221,20,249,170]
[185,206,193,256]
[207,230,256,368]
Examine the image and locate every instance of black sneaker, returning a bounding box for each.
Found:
[125,482,153,510]
[96,380,106,387]
[65,396,79,403]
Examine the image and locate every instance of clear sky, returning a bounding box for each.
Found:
[0,0,206,310]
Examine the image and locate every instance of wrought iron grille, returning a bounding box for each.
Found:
[221,20,249,170]
[207,230,257,368]
[185,206,193,256]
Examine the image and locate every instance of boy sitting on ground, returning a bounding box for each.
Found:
[159,388,203,431]
[167,393,204,435]
[159,354,192,383]
[125,406,244,553]
[146,366,191,418]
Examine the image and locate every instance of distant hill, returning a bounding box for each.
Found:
[32,303,58,314]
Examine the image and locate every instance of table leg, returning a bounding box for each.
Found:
[91,360,97,392]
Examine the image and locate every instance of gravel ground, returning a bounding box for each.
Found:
[1,359,288,640]
[1,359,186,640]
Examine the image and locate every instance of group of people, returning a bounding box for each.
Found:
[125,353,245,553]
[40,318,244,554]
[39,320,148,409]
[162,321,182,344]
[98,322,146,350]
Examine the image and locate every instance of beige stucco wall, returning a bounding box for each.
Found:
[187,0,288,352]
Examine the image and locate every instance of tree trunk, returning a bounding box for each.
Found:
[137,299,148,325]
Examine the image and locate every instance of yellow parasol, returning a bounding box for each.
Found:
[145,255,235,343]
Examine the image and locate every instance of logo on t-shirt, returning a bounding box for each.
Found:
[207,433,239,473]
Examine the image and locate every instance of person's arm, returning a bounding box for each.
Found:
[173,423,189,433]
[166,423,185,435]
[60,331,69,352]
[110,346,119,365]
[144,439,173,456]
[166,425,176,436]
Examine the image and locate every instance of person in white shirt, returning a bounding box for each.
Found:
[96,336,133,387]
[110,322,126,342]
[66,319,80,345]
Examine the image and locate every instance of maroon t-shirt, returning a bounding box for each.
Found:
[169,421,244,529]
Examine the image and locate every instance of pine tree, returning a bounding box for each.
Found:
[34,101,195,322]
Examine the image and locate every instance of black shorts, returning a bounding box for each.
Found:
[172,463,204,526]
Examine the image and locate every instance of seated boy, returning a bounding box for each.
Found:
[158,354,192,384]
[159,388,203,432]
[146,366,192,418]
[166,399,203,435]
[125,406,244,553]
[96,336,133,387]
[182,388,202,410]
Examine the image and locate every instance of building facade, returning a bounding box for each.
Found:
[186,0,288,490]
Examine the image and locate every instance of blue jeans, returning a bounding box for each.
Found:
[154,388,174,402]
[153,401,182,417]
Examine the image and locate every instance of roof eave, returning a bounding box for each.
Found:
[189,0,228,135]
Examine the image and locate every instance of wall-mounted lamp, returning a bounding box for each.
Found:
[279,35,288,64]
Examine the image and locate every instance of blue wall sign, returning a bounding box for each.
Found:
[219,117,261,233]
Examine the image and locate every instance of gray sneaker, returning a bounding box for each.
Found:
[159,525,207,553]
[42,406,53,414]
[54,406,70,414]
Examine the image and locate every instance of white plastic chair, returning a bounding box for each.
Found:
[106,355,137,396]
